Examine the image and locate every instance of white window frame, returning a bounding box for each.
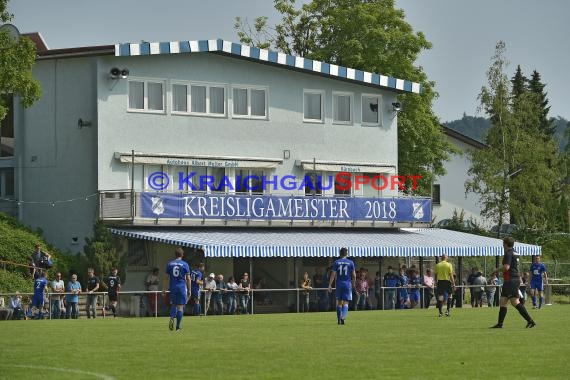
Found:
[303,89,325,124]
[171,80,227,118]
[127,77,166,114]
[231,85,269,120]
[361,93,382,127]
[332,91,353,125]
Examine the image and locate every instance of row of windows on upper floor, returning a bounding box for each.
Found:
[127,78,386,126]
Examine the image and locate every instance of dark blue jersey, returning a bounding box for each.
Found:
[190,269,204,294]
[34,277,48,298]
[529,263,546,281]
[165,259,190,291]
[332,257,355,284]
[383,272,401,288]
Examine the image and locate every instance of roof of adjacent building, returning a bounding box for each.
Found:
[114,39,421,94]
[442,125,487,149]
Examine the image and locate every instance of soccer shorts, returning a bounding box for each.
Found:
[530,279,543,291]
[501,280,520,299]
[169,286,188,305]
[32,294,44,308]
[436,280,452,298]
[108,291,118,302]
[335,282,353,301]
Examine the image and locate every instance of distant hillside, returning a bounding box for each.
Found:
[444,114,490,143]
[444,114,568,151]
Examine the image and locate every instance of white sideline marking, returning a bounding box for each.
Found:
[5,365,116,380]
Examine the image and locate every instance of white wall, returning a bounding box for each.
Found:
[433,136,493,228]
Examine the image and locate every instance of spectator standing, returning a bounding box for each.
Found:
[145,268,160,317]
[190,263,205,316]
[354,270,368,311]
[374,271,382,310]
[203,273,217,315]
[529,256,548,309]
[486,270,499,307]
[423,269,435,309]
[66,274,81,319]
[30,243,52,279]
[50,272,65,319]
[238,273,251,314]
[398,267,410,309]
[327,247,356,325]
[105,268,121,317]
[472,271,487,308]
[85,268,100,319]
[226,276,239,314]
[213,274,227,315]
[383,266,400,310]
[467,267,477,307]
[408,268,422,309]
[300,271,312,312]
[313,268,325,310]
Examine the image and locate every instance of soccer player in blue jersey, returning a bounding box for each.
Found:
[529,255,548,309]
[32,271,48,319]
[190,263,205,316]
[328,247,356,325]
[162,247,191,331]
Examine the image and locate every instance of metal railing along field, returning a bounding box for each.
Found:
[1,283,568,320]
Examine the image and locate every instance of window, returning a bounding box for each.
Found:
[128,79,165,112]
[334,172,352,196]
[304,172,323,196]
[303,90,324,123]
[236,169,264,194]
[232,86,268,118]
[362,94,382,125]
[432,184,441,205]
[0,168,15,198]
[172,84,188,112]
[0,94,14,157]
[172,82,226,117]
[333,92,352,124]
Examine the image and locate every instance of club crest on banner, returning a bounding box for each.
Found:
[412,202,424,219]
[151,196,165,216]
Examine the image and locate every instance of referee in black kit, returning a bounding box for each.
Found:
[491,236,535,328]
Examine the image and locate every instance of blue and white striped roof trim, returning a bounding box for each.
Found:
[114,39,421,94]
[109,227,540,258]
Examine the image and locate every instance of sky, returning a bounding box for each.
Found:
[6,0,570,122]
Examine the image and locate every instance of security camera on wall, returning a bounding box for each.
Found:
[109,67,129,79]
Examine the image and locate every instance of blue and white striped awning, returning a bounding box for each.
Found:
[115,39,421,94]
[109,227,540,258]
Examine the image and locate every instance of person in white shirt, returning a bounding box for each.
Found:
[51,272,65,319]
[203,273,217,315]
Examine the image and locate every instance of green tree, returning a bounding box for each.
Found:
[235,0,455,195]
[83,220,125,282]
[528,70,556,137]
[0,0,41,122]
[510,65,527,99]
[467,42,560,232]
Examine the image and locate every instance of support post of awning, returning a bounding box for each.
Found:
[419,257,424,309]
[250,257,254,315]
[457,257,463,308]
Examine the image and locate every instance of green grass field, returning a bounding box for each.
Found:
[0,306,568,380]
